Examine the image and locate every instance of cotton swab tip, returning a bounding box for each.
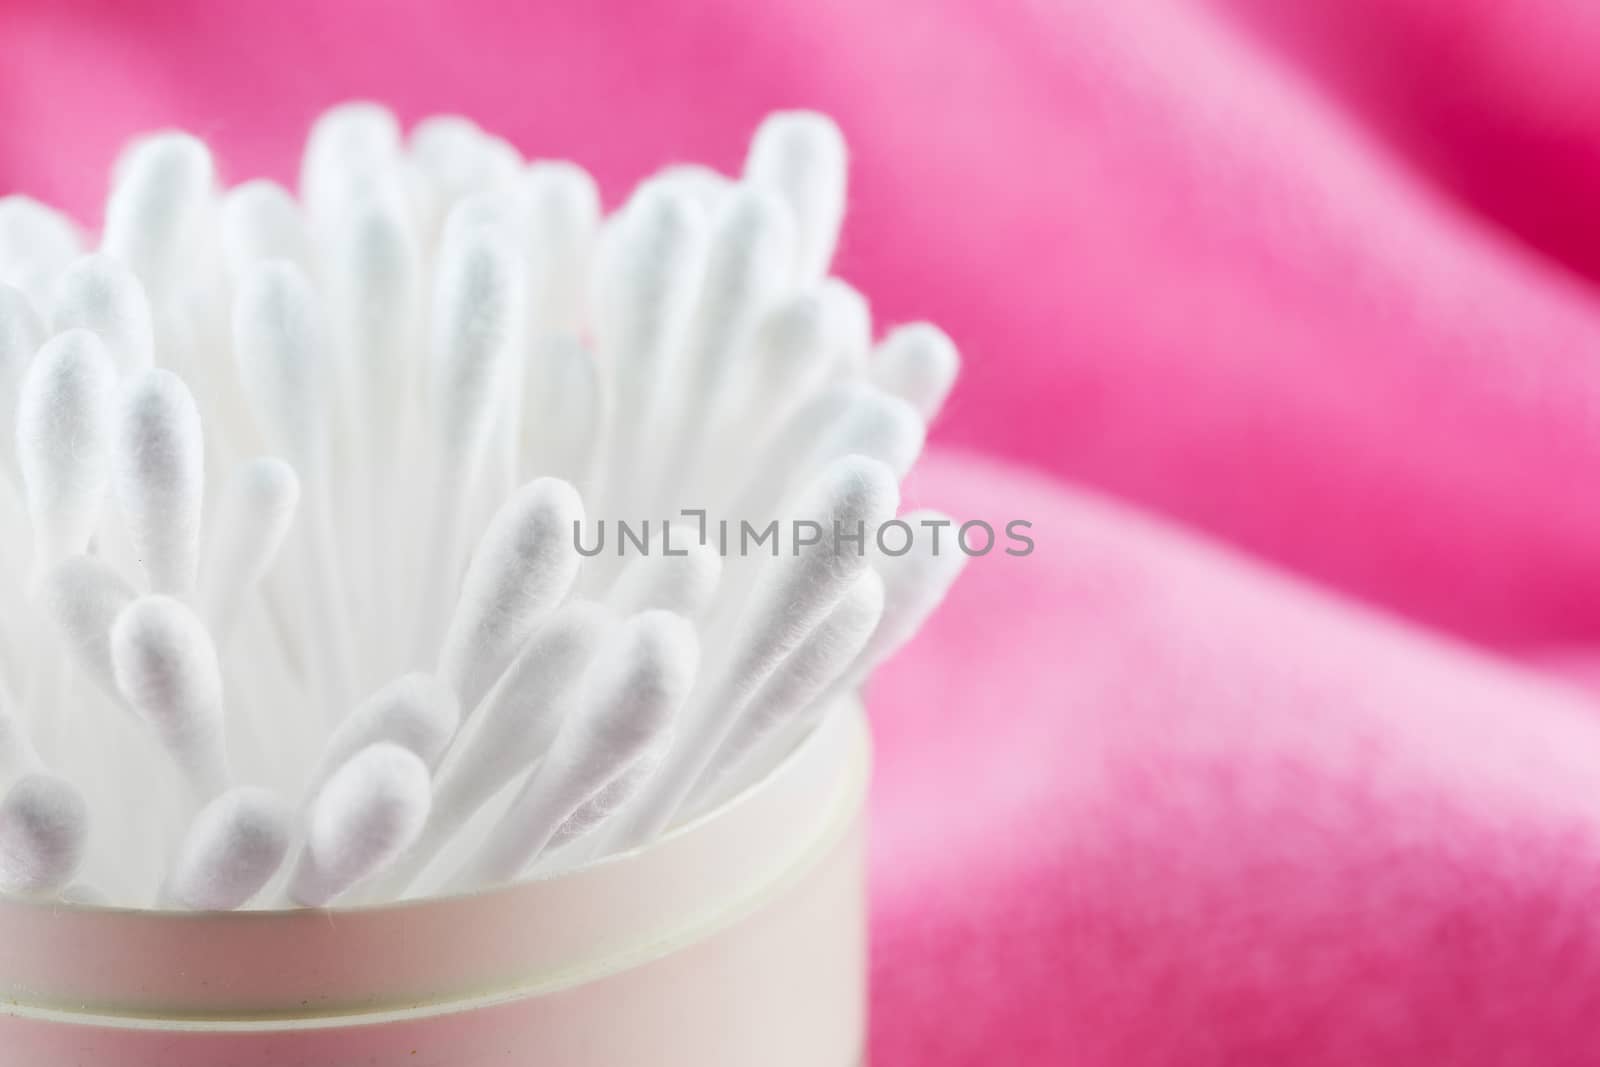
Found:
[292,742,432,907]
[0,773,88,895]
[102,133,215,291]
[312,674,460,789]
[744,111,847,283]
[113,368,206,595]
[438,477,584,717]
[15,328,118,571]
[165,787,292,911]
[871,323,960,422]
[51,253,155,376]
[110,595,229,797]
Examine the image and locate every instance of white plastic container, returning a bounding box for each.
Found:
[0,701,870,1066]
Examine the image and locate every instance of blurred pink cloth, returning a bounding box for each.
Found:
[6,0,1600,1062]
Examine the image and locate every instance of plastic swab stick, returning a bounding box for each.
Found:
[163,786,292,910]
[870,323,960,422]
[110,596,231,800]
[113,369,205,595]
[600,455,899,849]
[289,741,431,907]
[39,555,138,703]
[309,674,459,792]
[0,773,88,895]
[15,329,118,577]
[0,696,41,780]
[51,254,155,377]
[436,477,583,720]
[521,334,601,493]
[743,111,847,284]
[198,458,300,646]
[453,609,698,889]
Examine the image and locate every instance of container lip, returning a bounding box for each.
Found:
[0,699,870,1020]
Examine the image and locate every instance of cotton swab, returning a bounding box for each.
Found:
[436,477,584,720]
[450,609,699,891]
[652,164,733,217]
[289,742,431,907]
[688,569,885,808]
[605,531,722,619]
[0,196,83,312]
[837,508,971,691]
[112,369,205,596]
[231,261,336,471]
[197,458,300,647]
[818,279,872,372]
[219,181,316,279]
[301,103,403,222]
[594,181,707,518]
[539,746,662,864]
[743,112,848,285]
[110,595,230,800]
[658,186,794,507]
[386,600,611,894]
[231,259,358,711]
[869,323,960,422]
[15,329,118,578]
[39,555,137,702]
[163,786,292,910]
[323,188,422,644]
[309,674,459,791]
[411,224,527,657]
[51,253,155,377]
[102,134,215,298]
[598,456,900,850]
[0,773,88,895]
[718,383,924,539]
[409,116,521,238]
[0,283,44,486]
[520,162,600,336]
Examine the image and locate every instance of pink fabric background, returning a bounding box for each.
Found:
[6,1,1600,1062]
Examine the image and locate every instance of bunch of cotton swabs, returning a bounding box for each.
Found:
[0,103,962,910]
